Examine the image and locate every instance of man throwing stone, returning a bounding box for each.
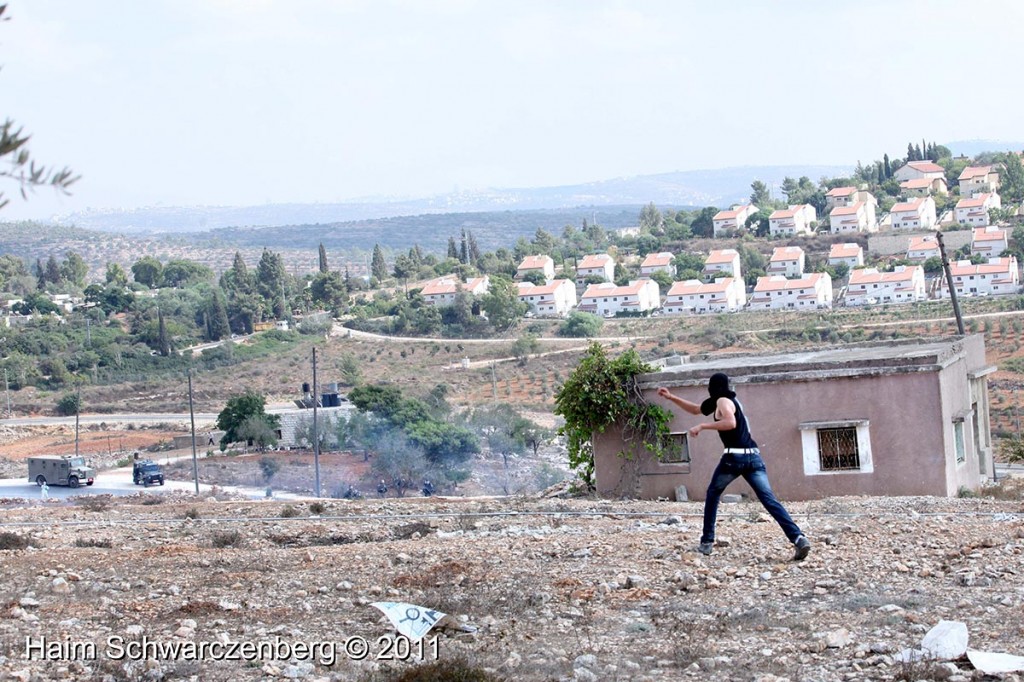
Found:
[655,373,810,561]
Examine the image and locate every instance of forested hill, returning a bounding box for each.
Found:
[190,205,679,254]
[55,164,851,234]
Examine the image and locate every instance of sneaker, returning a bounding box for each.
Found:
[697,541,713,556]
[793,535,811,561]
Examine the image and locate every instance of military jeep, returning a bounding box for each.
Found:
[133,460,165,487]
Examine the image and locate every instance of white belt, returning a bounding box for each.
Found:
[723,448,759,454]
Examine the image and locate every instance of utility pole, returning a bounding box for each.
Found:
[74,384,81,457]
[188,369,200,494]
[312,347,321,497]
[935,231,965,334]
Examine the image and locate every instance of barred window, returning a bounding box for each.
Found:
[816,427,861,471]
[800,420,872,475]
[660,432,690,464]
[954,420,966,463]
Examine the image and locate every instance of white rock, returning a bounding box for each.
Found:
[52,577,71,594]
[824,628,852,648]
[921,620,969,660]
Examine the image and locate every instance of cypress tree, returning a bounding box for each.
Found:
[371,244,387,281]
[884,153,892,179]
[318,243,328,274]
[447,236,458,260]
[459,229,468,264]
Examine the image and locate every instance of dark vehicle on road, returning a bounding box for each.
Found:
[28,455,95,488]
[133,460,165,487]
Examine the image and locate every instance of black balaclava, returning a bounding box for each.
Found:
[701,372,736,416]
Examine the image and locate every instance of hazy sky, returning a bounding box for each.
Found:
[3,0,1023,220]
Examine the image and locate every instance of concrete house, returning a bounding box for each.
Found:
[712,204,758,237]
[958,165,1000,198]
[936,257,1020,299]
[906,235,941,262]
[517,279,577,317]
[971,226,1009,258]
[890,197,937,230]
[663,278,745,315]
[828,243,864,268]
[703,249,743,283]
[639,252,675,278]
[767,246,805,278]
[421,276,489,307]
[593,336,995,501]
[894,160,946,182]
[768,204,817,237]
[576,254,615,284]
[846,266,926,306]
[516,255,556,282]
[900,177,948,198]
[578,279,660,317]
[955,193,1001,227]
[749,273,832,310]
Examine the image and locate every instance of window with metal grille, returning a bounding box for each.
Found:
[660,432,690,464]
[954,421,966,463]
[816,427,861,471]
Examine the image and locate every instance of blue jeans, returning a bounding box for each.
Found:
[701,451,803,544]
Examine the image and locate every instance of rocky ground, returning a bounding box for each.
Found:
[0,489,1022,682]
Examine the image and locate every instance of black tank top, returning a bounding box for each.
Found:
[715,397,758,449]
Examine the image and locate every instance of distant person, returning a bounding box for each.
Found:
[421,479,434,497]
[654,373,810,561]
[40,482,49,500]
[377,480,388,498]
[208,434,215,446]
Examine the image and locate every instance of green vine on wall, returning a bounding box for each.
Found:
[554,343,673,486]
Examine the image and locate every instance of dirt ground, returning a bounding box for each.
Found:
[0,491,1022,681]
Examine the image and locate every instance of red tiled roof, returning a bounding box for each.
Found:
[422,276,487,296]
[958,165,994,181]
[754,273,822,292]
[891,198,925,213]
[829,243,862,258]
[666,278,734,296]
[973,227,1006,242]
[826,186,856,197]
[830,201,864,217]
[578,254,612,269]
[705,249,739,264]
[580,280,653,300]
[906,161,945,174]
[849,267,921,285]
[640,252,674,268]
[770,246,804,262]
[516,280,572,297]
[517,255,553,271]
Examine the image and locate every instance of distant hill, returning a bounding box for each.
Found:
[945,139,1024,157]
[56,164,851,234]
[191,206,679,255]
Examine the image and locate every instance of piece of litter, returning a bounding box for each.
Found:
[967,650,1024,674]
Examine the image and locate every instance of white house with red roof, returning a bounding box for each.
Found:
[828,243,864,268]
[955,193,1001,227]
[900,177,948,198]
[894,160,946,183]
[768,204,817,237]
[516,279,577,317]
[703,249,742,282]
[971,226,1009,258]
[936,257,1020,298]
[907,235,941,262]
[664,278,745,315]
[828,201,877,234]
[712,204,758,237]
[575,253,615,284]
[958,165,1000,198]
[890,197,937,230]
[846,266,926,306]
[516,255,555,282]
[420,276,490,307]
[639,252,675,277]
[749,273,832,310]
[825,186,858,211]
[767,246,805,278]
[825,187,878,211]
[578,280,660,317]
